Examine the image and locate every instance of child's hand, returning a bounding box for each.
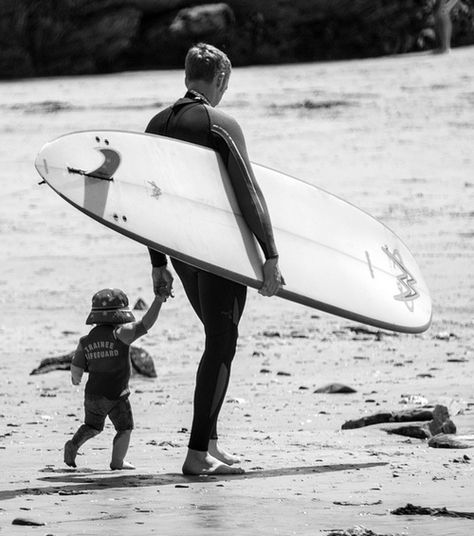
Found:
[154,292,167,303]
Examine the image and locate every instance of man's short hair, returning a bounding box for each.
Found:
[185,43,231,82]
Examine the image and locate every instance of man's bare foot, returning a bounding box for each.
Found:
[208,439,241,465]
[110,460,136,470]
[182,449,245,475]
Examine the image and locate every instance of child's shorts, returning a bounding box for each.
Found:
[84,393,134,432]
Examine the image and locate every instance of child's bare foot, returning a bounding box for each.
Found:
[208,439,241,465]
[182,449,245,475]
[64,440,77,468]
[110,460,136,470]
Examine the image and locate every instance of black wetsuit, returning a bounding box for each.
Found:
[146,91,277,451]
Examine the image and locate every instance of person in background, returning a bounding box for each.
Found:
[433,0,460,53]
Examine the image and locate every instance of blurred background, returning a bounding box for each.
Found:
[1,0,474,79]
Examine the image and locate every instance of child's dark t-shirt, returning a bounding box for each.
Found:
[72,324,146,400]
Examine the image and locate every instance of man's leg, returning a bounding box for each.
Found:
[180,269,247,474]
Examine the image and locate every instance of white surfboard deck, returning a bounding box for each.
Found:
[35,130,432,333]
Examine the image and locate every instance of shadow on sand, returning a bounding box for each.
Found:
[0,462,387,501]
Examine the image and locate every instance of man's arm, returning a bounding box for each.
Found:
[210,116,284,296]
[211,122,279,260]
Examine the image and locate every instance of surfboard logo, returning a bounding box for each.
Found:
[147,180,163,199]
[90,148,121,180]
[382,246,419,302]
[68,147,121,181]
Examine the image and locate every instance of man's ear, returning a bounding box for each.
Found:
[216,72,225,89]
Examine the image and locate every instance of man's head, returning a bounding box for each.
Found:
[184,43,231,106]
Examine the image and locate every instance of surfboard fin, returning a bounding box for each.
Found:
[67,166,114,181]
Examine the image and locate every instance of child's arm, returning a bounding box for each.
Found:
[71,341,86,385]
[71,364,84,385]
[115,295,164,345]
[141,294,164,331]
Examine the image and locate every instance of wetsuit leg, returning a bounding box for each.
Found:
[171,259,247,451]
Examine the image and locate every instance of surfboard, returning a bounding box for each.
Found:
[35,130,432,333]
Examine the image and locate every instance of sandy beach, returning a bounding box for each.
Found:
[1,46,473,535]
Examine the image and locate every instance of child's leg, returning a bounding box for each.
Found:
[110,429,134,470]
[109,396,135,470]
[64,425,100,467]
[64,394,107,467]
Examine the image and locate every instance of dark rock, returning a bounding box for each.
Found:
[452,454,471,463]
[314,383,357,394]
[131,0,195,13]
[169,3,235,37]
[133,298,148,310]
[262,330,281,337]
[427,404,457,436]
[290,330,309,338]
[129,346,157,378]
[428,434,473,449]
[384,423,431,439]
[12,517,45,526]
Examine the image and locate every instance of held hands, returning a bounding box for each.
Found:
[259,257,285,297]
[152,266,174,301]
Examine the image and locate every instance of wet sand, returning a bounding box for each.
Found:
[1,46,473,535]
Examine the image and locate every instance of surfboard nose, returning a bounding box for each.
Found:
[35,144,50,183]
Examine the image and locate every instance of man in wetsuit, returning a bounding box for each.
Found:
[146,43,283,475]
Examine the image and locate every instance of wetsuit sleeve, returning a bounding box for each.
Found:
[210,116,278,260]
[148,247,167,267]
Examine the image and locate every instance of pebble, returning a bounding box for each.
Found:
[12,517,45,526]
[314,383,357,394]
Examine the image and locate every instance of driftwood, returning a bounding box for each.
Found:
[392,503,474,519]
[30,346,157,378]
[342,409,433,429]
[428,433,474,449]
[342,404,465,444]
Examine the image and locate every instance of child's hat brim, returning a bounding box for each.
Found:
[86,308,135,325]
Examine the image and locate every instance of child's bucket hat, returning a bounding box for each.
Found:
[86,288,135,325]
